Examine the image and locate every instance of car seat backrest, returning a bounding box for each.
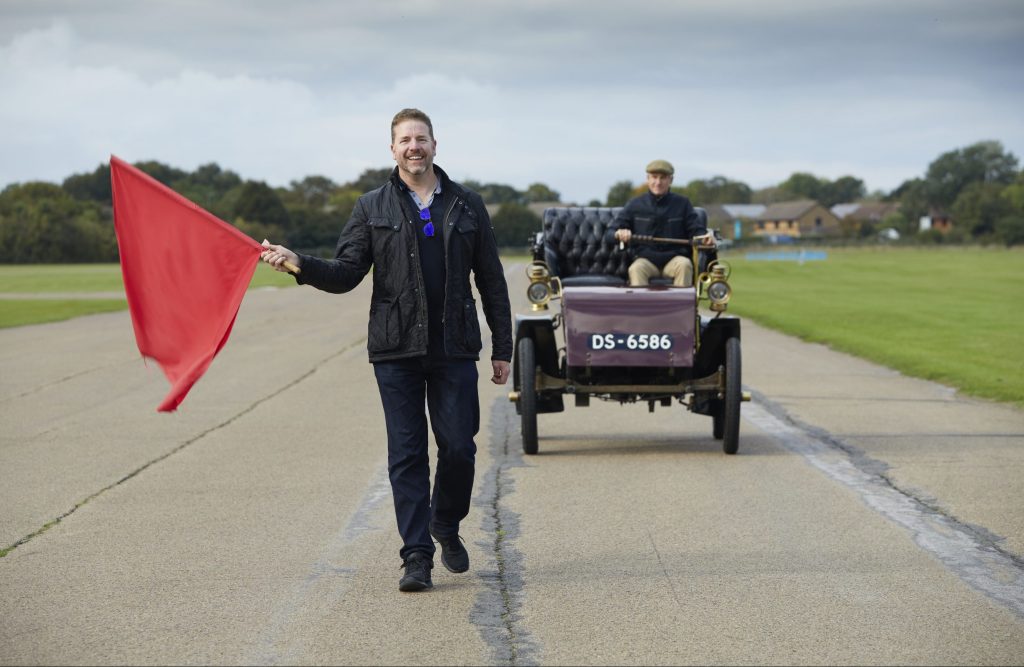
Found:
[541,207,629,280]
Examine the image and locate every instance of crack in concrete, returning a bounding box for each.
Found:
[745,388,1024,618]
[0,341,361,559]
[471,398,540,666]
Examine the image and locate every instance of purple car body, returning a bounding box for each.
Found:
[563,286,697,367]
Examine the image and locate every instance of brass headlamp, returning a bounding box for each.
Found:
[525,262,554,310]
[699,261,732,312]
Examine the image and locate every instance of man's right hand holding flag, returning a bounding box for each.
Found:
[260,240,302,274]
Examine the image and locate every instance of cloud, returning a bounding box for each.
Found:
[1,2,1023,205]
[0,21,519,190]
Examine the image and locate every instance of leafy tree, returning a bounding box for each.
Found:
[681,176,752,204]
[348,167,393,193]
[475,183,521,205]
[0,182,116,263]
[282,207,346,254]
[999,171,1024,211]
[925,140,1019,211]
[893,178,929,226]
[751,185,786,204]
[233,181,291,230]
[491,202,541,249]
[173,163,242,210]
[288,175,338,209]
[327,188,362,223]
[133,161,188,187]
[881,211,915,238]
[950,181,1012,239]
[232,217,284,251]
[995,215,1024,246]
[606,180,634,206]
[524,182,560,203]
[778,172,826,201]
[824,176,866,206]
[63,163,113,203]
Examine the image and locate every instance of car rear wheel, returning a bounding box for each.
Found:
[722,336,741,454]
[518,337,539,455]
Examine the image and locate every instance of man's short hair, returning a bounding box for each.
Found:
[391,108,434,142]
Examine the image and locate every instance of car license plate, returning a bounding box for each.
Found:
[588,333,674,351]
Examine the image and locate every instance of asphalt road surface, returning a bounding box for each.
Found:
[2,263,1023,665]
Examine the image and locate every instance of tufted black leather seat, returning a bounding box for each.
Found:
[538,207,630,286]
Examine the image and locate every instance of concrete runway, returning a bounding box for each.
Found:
[2,263,1023,665]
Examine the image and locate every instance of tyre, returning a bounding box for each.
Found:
[722,336,742,455]
[518,337,539,455]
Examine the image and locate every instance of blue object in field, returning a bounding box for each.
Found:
[734,220,742,239]
[745,249,828,262]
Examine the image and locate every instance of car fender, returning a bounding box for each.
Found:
[514,313,564,413]
[694,315,741,378]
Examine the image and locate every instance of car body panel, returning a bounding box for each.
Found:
[562,286,697,367]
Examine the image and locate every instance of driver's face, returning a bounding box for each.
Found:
[646,171,673,196]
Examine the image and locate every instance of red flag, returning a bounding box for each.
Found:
[110,155,263,412]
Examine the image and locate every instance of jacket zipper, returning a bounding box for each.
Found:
[440,196,459,355]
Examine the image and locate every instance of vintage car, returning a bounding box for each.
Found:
[508,206,749,455]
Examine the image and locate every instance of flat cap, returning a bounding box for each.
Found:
[645,159,674,175]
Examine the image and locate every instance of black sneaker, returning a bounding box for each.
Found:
[399,552,433,592]
[430,529,469,573]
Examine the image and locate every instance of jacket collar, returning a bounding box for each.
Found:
[390,164,455,195]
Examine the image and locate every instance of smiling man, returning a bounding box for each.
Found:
[260,108,513,592]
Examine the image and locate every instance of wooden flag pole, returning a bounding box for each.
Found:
[259,255,301,274]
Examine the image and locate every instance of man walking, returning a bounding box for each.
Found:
[261,109,513,592]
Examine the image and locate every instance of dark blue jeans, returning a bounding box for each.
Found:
[373,357,480,560]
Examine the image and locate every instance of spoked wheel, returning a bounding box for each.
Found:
[518,337,539,455]
[722,336,742,454]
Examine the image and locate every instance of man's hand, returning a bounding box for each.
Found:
[693,232,717,248]
[614,229,632,244]
[261,239,301,273]
[491,360,510,385]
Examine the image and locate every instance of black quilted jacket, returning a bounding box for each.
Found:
[294,166,512,363]
[613,191,706,269]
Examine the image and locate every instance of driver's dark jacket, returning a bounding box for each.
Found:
[294,166,513,364]
[612,190,705,270]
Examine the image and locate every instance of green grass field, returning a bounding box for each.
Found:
[722,246,1024,406]
[0,262,296,328]
[2,248,1022,406]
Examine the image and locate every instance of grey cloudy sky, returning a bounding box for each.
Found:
[2,0,1022,204]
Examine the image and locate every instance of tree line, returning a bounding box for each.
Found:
[1,140,1021,263]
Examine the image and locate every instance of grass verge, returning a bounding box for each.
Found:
[723,246,1024,407]
[0,263,297,328]
[0,299,130,328]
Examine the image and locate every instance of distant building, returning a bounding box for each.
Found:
[703,203,766,240]
[919,212,953,233]
[830,201,901,223]
[754,200,841,238]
